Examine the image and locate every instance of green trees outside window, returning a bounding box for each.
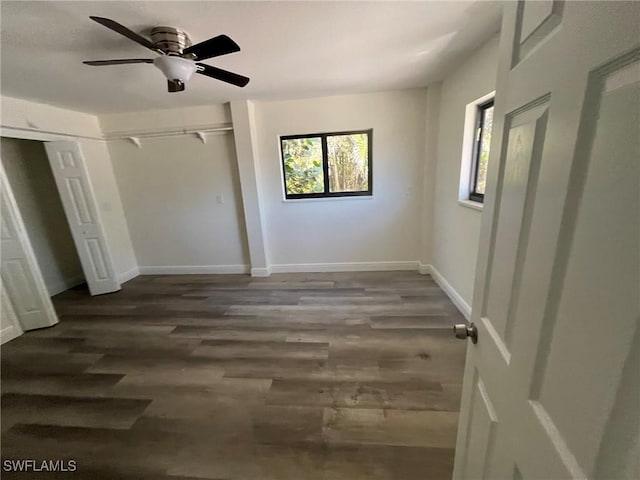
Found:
[282,137,324,194]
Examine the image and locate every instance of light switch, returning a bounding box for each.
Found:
[216,194,224,204]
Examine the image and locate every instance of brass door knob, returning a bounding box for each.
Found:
[453,322,478,344]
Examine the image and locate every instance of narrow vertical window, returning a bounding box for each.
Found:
[470,101,494,202]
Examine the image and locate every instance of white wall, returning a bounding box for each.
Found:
[99,104,231,134]
[253,90,427,269]
[1,137,84,295]
[430,35,500,310]
[1,96,101,138]
[102,105,249,272]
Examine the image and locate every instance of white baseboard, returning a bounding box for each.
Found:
[138,264,250,275]
[269,261,420,274]
[424,264,471,320]
[134,262,418,277]
[118,267,140,284]
[250,266,272,277]
[132,261,450,286]
[47,274,85,296]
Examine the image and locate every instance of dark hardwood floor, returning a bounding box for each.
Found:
[1,271,467,479]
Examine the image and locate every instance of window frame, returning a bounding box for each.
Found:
[469,100,494,203]
[279,129,373,200]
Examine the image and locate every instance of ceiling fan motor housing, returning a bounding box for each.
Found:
[150,26,193,55]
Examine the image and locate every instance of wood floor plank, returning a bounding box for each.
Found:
[322,407,459,448]
[194,339,329,360]
[370,315,457,329]
[1,393,151,431]
[226,303,451,316]
[1,372,125,398]
[264,378,463,412]
[1,352,103,375]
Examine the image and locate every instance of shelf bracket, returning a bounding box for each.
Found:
[194,131,207,144]
[127,137,142,148]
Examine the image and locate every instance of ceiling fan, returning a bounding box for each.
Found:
[83,16,250,92]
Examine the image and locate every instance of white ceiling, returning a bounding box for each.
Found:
[0,1,502,114]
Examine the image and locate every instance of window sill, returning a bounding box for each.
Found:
[282,195,374,204]
[458,199,484,211]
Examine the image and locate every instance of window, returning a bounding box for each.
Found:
[469,100,494,203]
[280,129,372,199]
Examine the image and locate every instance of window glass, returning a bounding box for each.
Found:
[281,137,324,195]
[475,104,494,195]
[327,133,369,193]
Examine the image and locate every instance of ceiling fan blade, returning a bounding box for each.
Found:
[168,80,185,93]
[89,16,161,53]
[83,59,154,66]
[196,63,249,87]
[183,35,240,61]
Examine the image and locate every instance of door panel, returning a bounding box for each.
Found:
[514,0,564,64]
[65,177,94,224]
[532,57,639,474]
[453,2,640,479]
[4,259,41,312]
[44,141,120,296]
[86,237,109,280]
[461,370,499,480]
[0,281,23,343]
[484,100,548,347]
[0,163,58,333]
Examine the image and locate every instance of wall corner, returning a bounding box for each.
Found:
[419,83,442,267]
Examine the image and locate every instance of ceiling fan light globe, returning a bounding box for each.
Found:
[153,56,197,82]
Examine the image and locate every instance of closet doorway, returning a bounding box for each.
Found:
[2,138,86,296]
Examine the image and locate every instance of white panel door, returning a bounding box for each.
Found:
[0,162,58,333]
[1,281,24,343]
[453,2,639,479]
[44,141,120,296]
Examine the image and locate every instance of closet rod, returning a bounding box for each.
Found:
[105,126,233,141]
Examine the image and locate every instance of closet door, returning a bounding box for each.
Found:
[1,162,58,334]
[45,141,120,296]
[1,282,24,343]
